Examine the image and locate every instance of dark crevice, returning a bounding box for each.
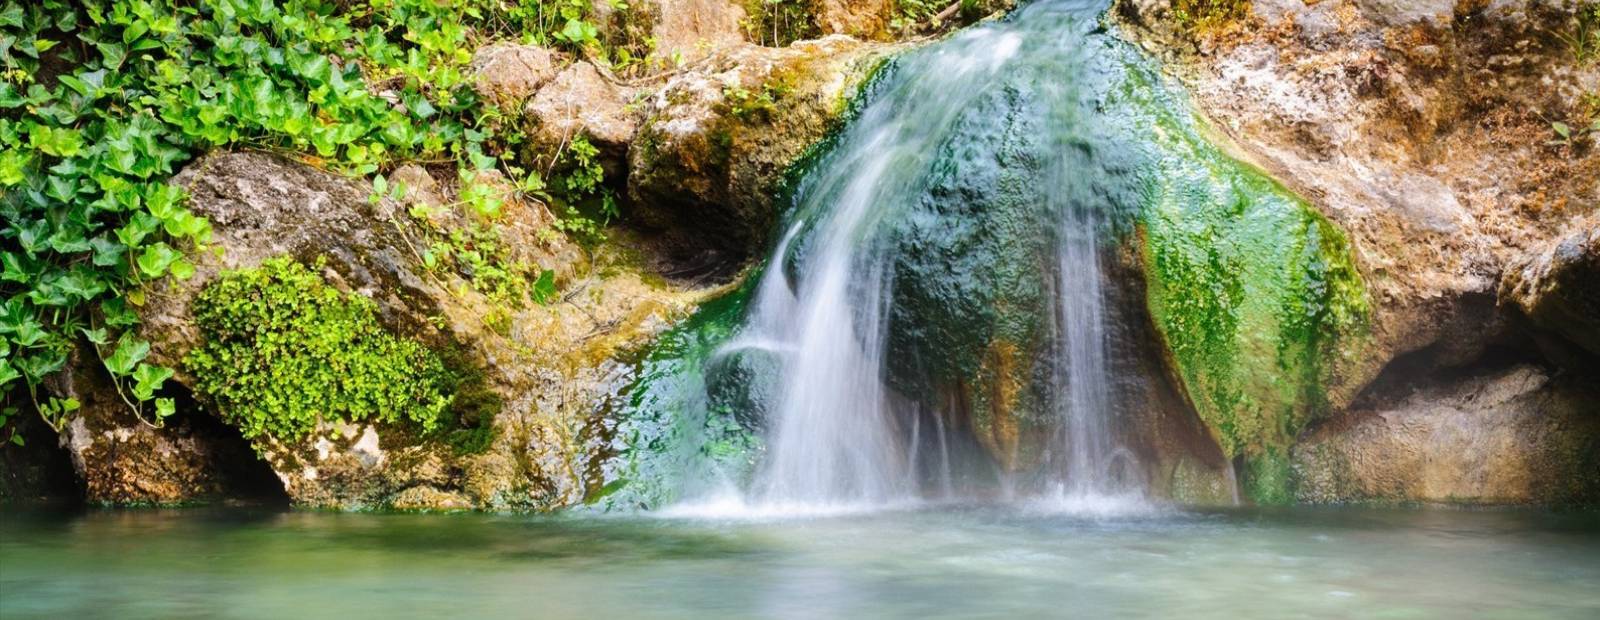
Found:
[162,386,290,506]
[0,408,85,507]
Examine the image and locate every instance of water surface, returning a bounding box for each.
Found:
[4,505,1598,618]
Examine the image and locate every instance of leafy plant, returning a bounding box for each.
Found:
[2,0,590,436]
[741,0,818,47]
[1173,0,1251,32]
[184,258,455,445]
[1556,4,1600,65]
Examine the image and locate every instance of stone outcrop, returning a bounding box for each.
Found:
[471,43,563,105]
[1118,0,1599,372]
[59,151,709,510]
[1117,0,1600,504]
[1294,364,1600,504]
[629,36,900,259]
[1501,212,1600,359]
[525,61,642,177]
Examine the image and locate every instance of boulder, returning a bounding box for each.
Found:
[646,0,749,63]
[471,43,563,105]
[525,61,642,177]
[629,36,900,259]
[61,151,707,510]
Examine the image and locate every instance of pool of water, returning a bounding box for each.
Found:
[3,504,1598,618]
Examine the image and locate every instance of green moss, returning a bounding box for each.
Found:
[185,258,458,447]
[1241,448,1297,505]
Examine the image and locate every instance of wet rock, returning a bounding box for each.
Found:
[1293,364,1600,504]
[881,82,1058,472]
[471,43,563,105]
[629,36,899,259]
[1500,213,1600,358]
[705,347,782,430]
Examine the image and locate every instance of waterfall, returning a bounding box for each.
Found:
[690,0,1147,512]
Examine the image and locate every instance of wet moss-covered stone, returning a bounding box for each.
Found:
[882,83,1058,470]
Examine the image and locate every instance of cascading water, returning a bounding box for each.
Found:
[706,0,1145,510]
[601,0,1336,513]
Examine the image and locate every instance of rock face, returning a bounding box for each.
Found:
[1294,364,1600,504]
[1116,0,1600,504]
[60,151,708,510]
[1119,0,1599,369]
[1501,213,1600,359]
[629,36,900,259]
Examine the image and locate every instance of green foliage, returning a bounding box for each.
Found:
[724,78,792,120]
[547,134,620,245]
[1,0,587,436]
[471,0,655,73]
[396,174,559,309]
[184,258,455,444]
[1556,4,1600,65]
[1242,448,1297,506]
[741,0,819,47]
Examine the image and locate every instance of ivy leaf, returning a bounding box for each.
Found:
[79,326,110,346]
[131,363,174,400]
[531,269,557,305]
[136,242,181,278]
[104,335,150,376]
[0,362,20,389]
[154,397,176,421]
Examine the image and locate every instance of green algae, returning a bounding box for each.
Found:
[591,282,761,510]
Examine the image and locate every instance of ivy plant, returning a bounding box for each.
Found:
[0,0,596,437]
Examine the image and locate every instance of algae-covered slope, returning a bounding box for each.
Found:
[1093,19,1373,501]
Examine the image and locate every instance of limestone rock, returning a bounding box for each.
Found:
[471,43,563,105]
[59,151,707,510]
[648,0,749,63]
[810,0,896,39]
[526,61,642,177]
[1500,213,1600,358]
[629,36,899,258]
[1293,365,1600,504]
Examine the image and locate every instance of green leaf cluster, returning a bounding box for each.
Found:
[184,257,454,444]
[1,0,577,433]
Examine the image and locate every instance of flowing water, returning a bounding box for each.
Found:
[652,0,1172,513]
[4,507,1600,618]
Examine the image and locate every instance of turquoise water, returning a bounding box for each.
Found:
[3,505,1598,618]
